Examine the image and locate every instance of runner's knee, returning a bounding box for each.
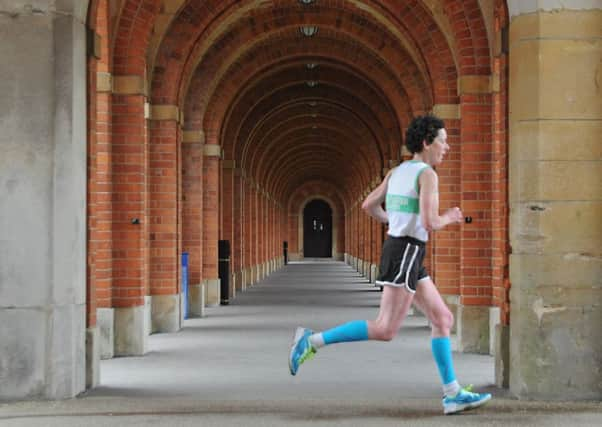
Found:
[373,321,398,341]
[431,307,453,333]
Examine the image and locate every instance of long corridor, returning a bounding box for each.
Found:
[1,262,600,426]
[94,261,493,401]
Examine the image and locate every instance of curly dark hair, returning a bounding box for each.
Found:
[405,115,445,154]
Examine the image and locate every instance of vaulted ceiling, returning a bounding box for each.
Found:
[108,0,492,206]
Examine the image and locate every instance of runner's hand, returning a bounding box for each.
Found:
[444,207,463,224]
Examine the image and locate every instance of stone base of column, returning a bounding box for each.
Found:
[495,324,510,388]
[441,295,459,334]
[97,308,114,359]
[254,265,261,283]
[204,278,221,307]
[230,273,237,301]
[151,294,181,333]
[144,296,152,336]
[344,253,349,263]
[334,252,344,261]
[244,267,253,287]
[457,304,490,354]
[188,283,205,317]
[114,303,150,356]
[234,270,243,291]
[370,264,377,284]
[489,307,501,356]
[86,326,100,389]
[241,269,248,290]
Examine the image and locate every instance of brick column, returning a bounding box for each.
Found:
[149,105,181,333]
[289,212,299,260]
[243,176,252,288]
[251,183,261,284]
[258,190,265,280]
[203,143,221,306]
[232,168,244,291]
[431,108,461,332]
[456,77,494,354]
[111,76,150,357]
[182,131,204,317]
[222,160,235,299]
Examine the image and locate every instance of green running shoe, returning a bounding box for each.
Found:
[288,327,316,376]
[443,385,492,415]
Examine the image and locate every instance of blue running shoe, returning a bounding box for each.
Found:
[288,327,316,376]
[443,385,491,415]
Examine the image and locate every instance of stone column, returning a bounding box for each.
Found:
[0,0,89,399]
[508,2,602,399]
[203,144,221,306]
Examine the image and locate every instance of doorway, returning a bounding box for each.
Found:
[303,199,333,258]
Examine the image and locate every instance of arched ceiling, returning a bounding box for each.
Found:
[111,0,491,209]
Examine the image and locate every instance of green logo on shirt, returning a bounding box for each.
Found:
[386,194,419,213]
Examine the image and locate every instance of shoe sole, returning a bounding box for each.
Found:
[289,327,305,376]
[444,394,491,415]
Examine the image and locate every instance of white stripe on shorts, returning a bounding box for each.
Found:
[393,244,410,283]
[404,245,420,293]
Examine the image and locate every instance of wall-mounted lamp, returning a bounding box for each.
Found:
[300,26,318,37]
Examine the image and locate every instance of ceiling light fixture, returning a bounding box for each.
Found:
[306,80,318,88]
[299,0,315,4]
[300,26,318,37]
[306,63,318,69]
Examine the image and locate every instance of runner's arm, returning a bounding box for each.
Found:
[361,170,392,224]
[419,168,463,231]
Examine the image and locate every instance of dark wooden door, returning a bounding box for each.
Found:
[303,199,332,258]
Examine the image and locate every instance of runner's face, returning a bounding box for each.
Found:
[426,128,449,166]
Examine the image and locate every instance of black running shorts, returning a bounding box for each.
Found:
[375,235,429,293]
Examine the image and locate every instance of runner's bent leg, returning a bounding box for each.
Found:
[309,285,413,349]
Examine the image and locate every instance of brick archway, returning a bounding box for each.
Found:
[84,0,510,394]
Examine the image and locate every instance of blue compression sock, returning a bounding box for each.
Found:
[431,337,457,385]
[322,320,369,345]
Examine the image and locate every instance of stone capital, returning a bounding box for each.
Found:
[458,75,492,95]
[182,130,205,144]
[150,105,179,122]
[432,104,461,119]
[203,144,222,158]
[113,75,147,96]
[507,0,602,18]
[96,72,112,93]
[222,160,236,169]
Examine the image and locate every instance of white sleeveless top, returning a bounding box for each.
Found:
[385,161,431,242]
